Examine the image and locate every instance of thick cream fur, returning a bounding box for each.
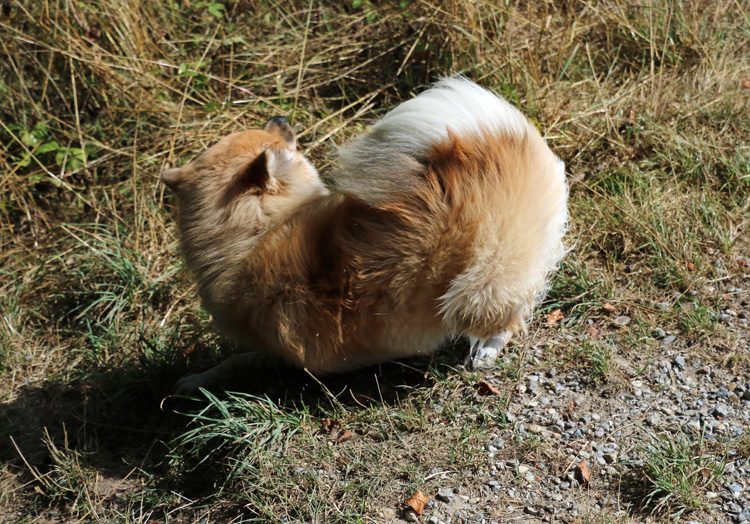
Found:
[335,77,529,206]
[163,78,568,374]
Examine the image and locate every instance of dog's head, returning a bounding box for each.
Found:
[161,117,327,230]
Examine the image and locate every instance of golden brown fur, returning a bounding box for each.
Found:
[162,79,568,387]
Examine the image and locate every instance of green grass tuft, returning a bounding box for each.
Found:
[628,429,725,519]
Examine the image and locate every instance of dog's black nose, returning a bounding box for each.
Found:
[268,116,288,126]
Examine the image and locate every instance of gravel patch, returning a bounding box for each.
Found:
[386,272,750,524]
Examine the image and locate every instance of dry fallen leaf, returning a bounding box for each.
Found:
[742,79,750,89]
[320,418,340,433]
[601,303,616,315]
[687,262,695,271]
[474,381,503,397]
[405,490,430,516]
[585,323,600,339]
[546,309,564,326]
[576,459,591,486]
[336,429,353,443]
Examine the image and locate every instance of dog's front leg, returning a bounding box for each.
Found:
[463,332,512,370]
[173,352,266,395]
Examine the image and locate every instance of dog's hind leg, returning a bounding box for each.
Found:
[463,332,512,370]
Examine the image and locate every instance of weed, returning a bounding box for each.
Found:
[625,429,725,518]
[569,337,617,382]
[588,340,616,381]
[678,300,720,335]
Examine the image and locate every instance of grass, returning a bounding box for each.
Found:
[1,0,750,522]
[169,391,306,488]
[585,338,617,382]
[624,429,725,519]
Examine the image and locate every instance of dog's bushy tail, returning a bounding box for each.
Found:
[333,77,530,205]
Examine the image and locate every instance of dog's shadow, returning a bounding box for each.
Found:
[0,338,468,493]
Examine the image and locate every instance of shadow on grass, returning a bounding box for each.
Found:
[0,337,467,503]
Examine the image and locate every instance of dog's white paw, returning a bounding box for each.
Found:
[465,332,512,370]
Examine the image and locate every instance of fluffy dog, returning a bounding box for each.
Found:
[161,78,568,393]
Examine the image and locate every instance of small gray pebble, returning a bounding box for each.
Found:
[674,355,686,369]
[652,328,666,339]
[488,437,505,449]
[714,406,730,418]
[662,335,677,345]
[437,488,454,503]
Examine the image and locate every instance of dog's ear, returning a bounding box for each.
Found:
[237,150,278,194]
[264,116,296,149]
[161,167,182,191]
